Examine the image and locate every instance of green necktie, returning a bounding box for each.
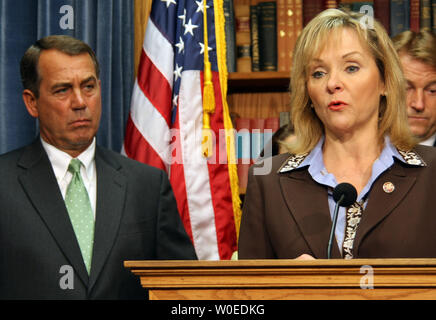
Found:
[65,158,95,274]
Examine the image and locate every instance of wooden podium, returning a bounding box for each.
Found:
[124,258,436,300]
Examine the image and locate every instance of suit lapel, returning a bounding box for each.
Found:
[353,163,416,253]
[279,169,342,259]
[88,147,126,293]
[17,140,89,286]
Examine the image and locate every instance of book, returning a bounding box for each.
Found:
[374,0,390,33]
[303,0,324,26]
[250,118,265,161]
[390,0,410,37]
[223,0,236,73]
[339,0,374,12]
[258,1,277,71]
[264,117,280,147]
[236,118,251,162]
[250,117,280,160]
[324,0,339,8]
[277,0,288,71]
[279,111,291,127]
[421,0,432,29]
[433,0,436,33]
[338,0,353,11]
[235,118,251,192]
[410,0,420,32]
[285,0,296,72]
[263,117,280,157]
[234,0,252,72]
[294,0,303,39]
[286,0,303,72]
[274,0,301,73]
[250,0,260,71]
[338,0,374,8]
[351,1,374,12]
[237,162,250,193]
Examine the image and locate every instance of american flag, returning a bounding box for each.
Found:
[123,0,240,259]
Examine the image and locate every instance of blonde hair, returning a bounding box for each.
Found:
[288,9,416,154]
[392,28,436,69]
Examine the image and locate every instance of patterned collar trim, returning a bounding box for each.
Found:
[278,153,309,173]
[278,148,426,174]
[397,149,426,166]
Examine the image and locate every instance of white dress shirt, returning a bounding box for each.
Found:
[419,133,436,147]
[41,137,97,219]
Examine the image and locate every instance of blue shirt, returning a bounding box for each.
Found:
[298,136,408,252]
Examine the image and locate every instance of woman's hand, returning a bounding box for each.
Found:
[295,254,316,260]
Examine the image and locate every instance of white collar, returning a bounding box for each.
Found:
[419,133,436,147]
[40,137,96,181]
[278,136,426,174]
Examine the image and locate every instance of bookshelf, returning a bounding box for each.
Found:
[228,0,297,153]
[228,0,294,194]
[227,70,290,195]
[228,71,290,93]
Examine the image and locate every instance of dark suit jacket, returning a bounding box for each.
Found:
[238,144,436,259]
[0,139,197,299]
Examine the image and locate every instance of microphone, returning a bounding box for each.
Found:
[327,182,358,259]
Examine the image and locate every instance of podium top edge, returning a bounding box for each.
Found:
[124,258,436,269]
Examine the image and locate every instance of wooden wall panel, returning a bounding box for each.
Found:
[227,92,290,119]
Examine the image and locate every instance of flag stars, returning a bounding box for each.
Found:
[175,37,185,54]
[199,42,212,54]
[195,0,209,13]
[184,19,198,36]
[174,64,183,81]
[178,9,187,26]
[161,0,176,8]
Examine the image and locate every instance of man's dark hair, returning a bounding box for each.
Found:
[20,35,100,98]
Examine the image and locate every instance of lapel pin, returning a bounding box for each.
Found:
[383,182,395,193]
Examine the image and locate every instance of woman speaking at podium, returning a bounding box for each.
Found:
[238,9,436,260]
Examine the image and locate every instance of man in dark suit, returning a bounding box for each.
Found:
[393,29,436,146]
[0,35,197,299]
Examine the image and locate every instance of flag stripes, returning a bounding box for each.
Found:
[123,0,239,260]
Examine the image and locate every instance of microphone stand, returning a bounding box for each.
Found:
[327,194,344,259]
